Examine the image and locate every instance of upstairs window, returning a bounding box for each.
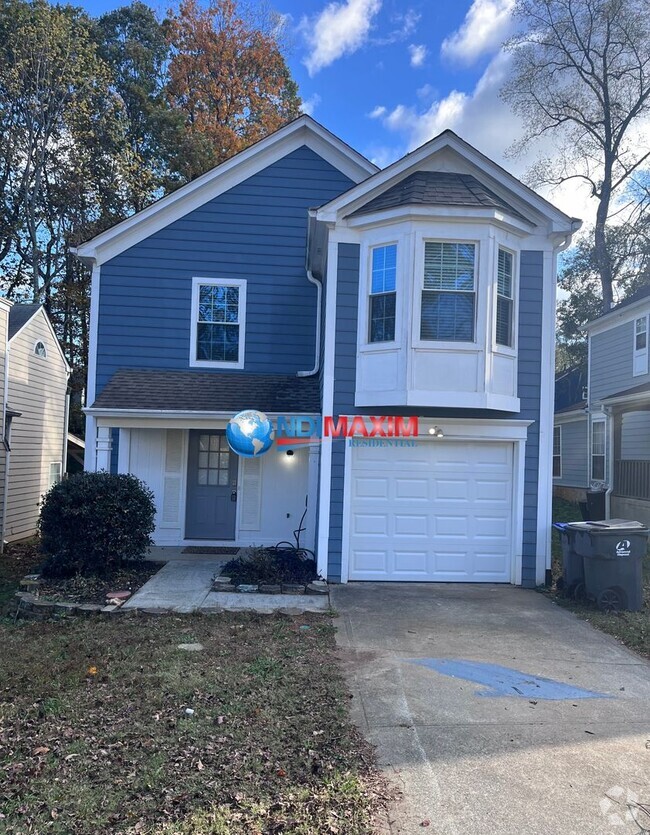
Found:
[553,425,562,478]
[34,341,47,358]
[191,278,246,368]
[420,241,476,342]
[496,248,514,347]
[369,244,397,343]
[633,315,648,376]
[591,420,606,481]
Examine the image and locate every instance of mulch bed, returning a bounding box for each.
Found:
[37,562,159,605]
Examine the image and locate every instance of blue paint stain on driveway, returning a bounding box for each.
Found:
[408,659,611,701]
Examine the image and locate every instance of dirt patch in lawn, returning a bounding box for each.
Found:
[0,612,390,834]
[546,498,650,659]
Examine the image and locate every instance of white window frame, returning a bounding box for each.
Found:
[190,277,246,369]
[553,425,562,479]
[591,419,606,483]
[33,340,47,359]
[368,242,398,345]
[495,246,517,351]
[48,461,62,487]
[633,315,648,377]
[417,239,478,345]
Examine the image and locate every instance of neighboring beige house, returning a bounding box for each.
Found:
[0,303,70,544]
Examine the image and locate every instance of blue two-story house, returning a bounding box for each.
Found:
[76,116,579,587]
[554,285,650,525]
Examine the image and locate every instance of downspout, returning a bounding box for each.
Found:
[297,214,322,378]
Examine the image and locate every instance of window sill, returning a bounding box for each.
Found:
[360,342,401,353]
[190,359,245,370]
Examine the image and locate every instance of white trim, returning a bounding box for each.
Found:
[86,264,100,413]
[599,389,650,408]
[117,428,131,473]
[84,415,97,470]
[74,117,377,267]
[189,277,247,369]
[316,235,340,578]
[590,417,607,484]
[554,408,588,424]
[535,248,556,585]
[316,130,578,233]
[339,418,531,584]
[345,205,536,236]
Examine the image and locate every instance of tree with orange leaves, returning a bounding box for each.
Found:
[165,0,301,181]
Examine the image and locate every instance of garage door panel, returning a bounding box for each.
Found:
[348,440,514,582]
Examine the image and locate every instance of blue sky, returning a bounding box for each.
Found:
[78,0,595,223]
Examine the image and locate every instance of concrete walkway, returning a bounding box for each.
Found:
[123,556,329,613]
[331,583,650,835]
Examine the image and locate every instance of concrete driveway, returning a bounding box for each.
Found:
[330,584,650,835]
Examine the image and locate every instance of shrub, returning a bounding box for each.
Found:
[222,546,318,586]
[39,472,156,578]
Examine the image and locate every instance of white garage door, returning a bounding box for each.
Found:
[348,440,514,582]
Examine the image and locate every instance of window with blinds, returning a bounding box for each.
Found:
[496,248,514,347]
[420,242,476,342]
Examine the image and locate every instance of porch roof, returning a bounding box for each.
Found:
[89,369,321,414]
[600,381,650,408]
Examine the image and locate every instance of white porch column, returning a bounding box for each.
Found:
[96,426,112,472]
[84,415,97,471]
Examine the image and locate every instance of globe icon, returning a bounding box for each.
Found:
[226,409,274,457]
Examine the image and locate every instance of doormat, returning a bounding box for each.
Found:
[182,546,238,555]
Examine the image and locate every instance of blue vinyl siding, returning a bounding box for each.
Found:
[95,147,354,395]
[554,418,589,487]
[326,247,545,586]
[590,317,650,403]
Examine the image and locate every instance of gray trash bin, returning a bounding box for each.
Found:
[570,519,648,611]
[553,523,585,598]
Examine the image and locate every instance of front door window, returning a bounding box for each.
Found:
[197,434,231,486]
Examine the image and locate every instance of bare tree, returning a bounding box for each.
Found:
[502,0,650,310]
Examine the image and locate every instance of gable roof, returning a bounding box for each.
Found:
[8,303,71,372]
[74,116,378,267]
[89,369,320,414]
[8,304,41,339]
[316,129,581,235]
[350,171,530,222]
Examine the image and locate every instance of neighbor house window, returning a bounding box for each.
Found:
[591,421,606,481]
[496,248,514,347]
[369,244,397,343]
[420,241,476,342]
[34,341,47,358]
[633,315,648,376]
[191,278,246,368]
[553,425,562,478]
[49,462,61,487]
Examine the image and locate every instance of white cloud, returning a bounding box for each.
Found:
[369,105,387,119]
[375,50,597,223]
[408,44,427,67]
[441,0,515,65]
[301,0,382,76]
[300,94,321,116]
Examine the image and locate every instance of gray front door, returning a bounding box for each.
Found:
[185,430,237,540]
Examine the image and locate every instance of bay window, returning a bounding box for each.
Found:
[496,248,514,347]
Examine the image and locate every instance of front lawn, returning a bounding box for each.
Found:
[548,497,650,659]
[0,611,386,834]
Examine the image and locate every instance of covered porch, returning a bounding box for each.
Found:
[84,369,321,551]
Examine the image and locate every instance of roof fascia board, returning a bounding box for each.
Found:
[75,117,377,267]
[9,307,71,373]
[585,297,650,334]
[85,407,320,419]
[599,390,650,407]
[317,131,578,233]
[344,205,535,235]
[554,409,588,423]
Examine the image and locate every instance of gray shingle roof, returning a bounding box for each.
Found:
[8,304,42,339]
[349,171,530,221]
[90,369,321,413]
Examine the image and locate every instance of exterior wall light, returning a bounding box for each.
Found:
[428,426,444,438]
[286,449,294,456]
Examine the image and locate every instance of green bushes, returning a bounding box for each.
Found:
[39,472,156,577]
